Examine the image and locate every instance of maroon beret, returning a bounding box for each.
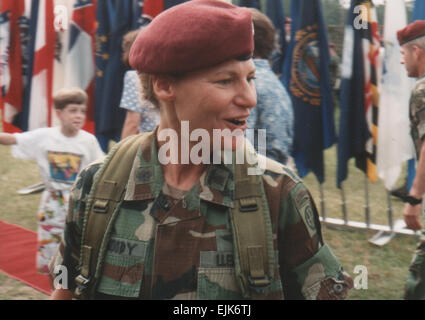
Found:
[129,0,254,74]
[397,20,425,46]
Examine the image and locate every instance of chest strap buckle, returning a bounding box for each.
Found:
[74,274,91,297]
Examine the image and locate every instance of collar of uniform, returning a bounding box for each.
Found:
[124,129,163,201]
[198,162,234,208]
[124,129,235,207]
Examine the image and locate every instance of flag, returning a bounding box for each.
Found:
[281,0,300,90]
[142,0,164,18]
[164,1,188,10]
[413,0,425,22]
[266,0,287,75]
[287,0,336,183]
[94,0,143,150]
[337,0,381,187]
[142,0,186,19]
[376,0,415,190]
[132,0,145,28]
[51,0,75,127]
[0,0,26,133]
[64,0,96,133]
[238,0,261,9]
[24,0,55,131]
[0,10,11,99]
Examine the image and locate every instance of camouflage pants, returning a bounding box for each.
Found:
[405,231,425,300]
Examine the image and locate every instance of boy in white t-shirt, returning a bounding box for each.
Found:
[0,88,104,274]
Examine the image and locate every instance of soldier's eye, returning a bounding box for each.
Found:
[217,79,232,85]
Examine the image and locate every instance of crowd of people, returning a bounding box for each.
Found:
[0,0,424,300]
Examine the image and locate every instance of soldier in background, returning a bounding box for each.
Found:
[50,0,352,300]
[397,20,425,300]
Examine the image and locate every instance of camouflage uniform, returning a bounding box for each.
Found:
[405,74,425,300]
[50,131,352,299]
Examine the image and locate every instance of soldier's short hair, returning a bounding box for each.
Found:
[408,35,425,52]
[137,72,158,108]
[53,87,88,110]
[249,8,276,60]
[137,72,182,109]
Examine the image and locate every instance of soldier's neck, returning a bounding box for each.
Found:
[162,162,208,191]
[417,61,425,79]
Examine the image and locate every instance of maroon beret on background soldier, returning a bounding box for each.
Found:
[129,0,254,74]
[397,20,425,46]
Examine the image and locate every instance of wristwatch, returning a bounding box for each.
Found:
[403,195,423,206]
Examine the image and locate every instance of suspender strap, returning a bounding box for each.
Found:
[230,155,275,298]
[75,133,149,298]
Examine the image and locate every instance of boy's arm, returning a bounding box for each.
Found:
[0,133,17,145]
[51,288,74,300]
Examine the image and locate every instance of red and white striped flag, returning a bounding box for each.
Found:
[64,0,96,133]
[28,0,55,130]
[0,0,26,133]
[51,0,76,127]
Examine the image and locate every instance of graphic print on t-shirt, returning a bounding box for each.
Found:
[47,151,83,183]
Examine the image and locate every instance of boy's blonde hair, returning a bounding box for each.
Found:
[53,88,88,110]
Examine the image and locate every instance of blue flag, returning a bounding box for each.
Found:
[266,0,287,75]
[286,0,336,183]
[281,0,300,90]
[337,0,381,187]
[14,0,38,131]
[95,0,142,150]
[238,0,261,9]
[164,0,188,9]
[413,0,425,21]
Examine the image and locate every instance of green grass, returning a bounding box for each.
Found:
[0,133,419,300]
[302,146,418,300]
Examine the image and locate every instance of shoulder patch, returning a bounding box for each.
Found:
[292,183,317,238]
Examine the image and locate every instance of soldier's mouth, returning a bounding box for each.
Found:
[227,119,246,126]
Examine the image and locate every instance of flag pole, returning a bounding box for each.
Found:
[386,190,394,231]
[340,183,348,225]
[364,174,371,228]
[319,182,326,221]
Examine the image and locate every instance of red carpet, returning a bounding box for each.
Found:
[0,220,52,295]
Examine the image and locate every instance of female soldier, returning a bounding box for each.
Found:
[50,0,352,300]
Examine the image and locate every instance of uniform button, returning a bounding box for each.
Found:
[333,283,344,294]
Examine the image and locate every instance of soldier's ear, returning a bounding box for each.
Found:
[412,45,424,59]
[152,75,175,102]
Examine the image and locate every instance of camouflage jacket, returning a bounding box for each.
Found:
[409,74,425,159]
[51,131,352,300]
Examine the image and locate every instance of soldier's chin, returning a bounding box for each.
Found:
[221,135,245,151]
